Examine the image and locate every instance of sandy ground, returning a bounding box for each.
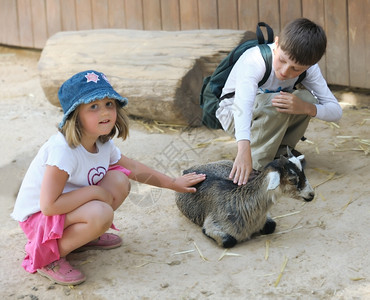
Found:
[0,46,369,300]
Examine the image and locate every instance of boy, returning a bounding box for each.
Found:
[215,18,342,185]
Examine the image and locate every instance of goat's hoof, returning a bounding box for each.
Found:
[202,228,237,248]
[222,234,237,248]
[260,219,276,235]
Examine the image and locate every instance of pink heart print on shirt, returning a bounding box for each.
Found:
[88,166,107,185]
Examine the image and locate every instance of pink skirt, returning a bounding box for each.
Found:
[107,165,131,176]
[19,212,65,273]
[19,165,130,273]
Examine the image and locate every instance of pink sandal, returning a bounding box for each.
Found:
[73,233,122,253]
[37,257,86,286]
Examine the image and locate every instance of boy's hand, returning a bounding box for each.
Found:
[172,172,206,193]
[272,91,316,116]
[229,140,252,185]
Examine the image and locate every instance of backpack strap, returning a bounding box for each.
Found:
[256,22,274,44]
[220,44,272,100]
[257,44,272,87]
[294,70,307,88]
[218,22,274,100]
[256,22,273,87]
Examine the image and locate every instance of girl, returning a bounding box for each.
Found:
[11,70,206,286]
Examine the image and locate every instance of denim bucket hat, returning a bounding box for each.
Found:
[58,70,128,128]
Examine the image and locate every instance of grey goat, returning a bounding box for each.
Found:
[176,150,315,248]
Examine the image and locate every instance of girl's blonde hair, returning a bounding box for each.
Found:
[59,100,129,148]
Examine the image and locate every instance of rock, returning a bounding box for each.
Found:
[38,29,249,125]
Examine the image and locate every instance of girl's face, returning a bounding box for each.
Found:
[78,98,117,139]
[273,39,309,81]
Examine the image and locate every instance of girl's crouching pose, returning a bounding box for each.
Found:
[11,70,206,286]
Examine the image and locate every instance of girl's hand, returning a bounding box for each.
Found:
[172,172,206,193]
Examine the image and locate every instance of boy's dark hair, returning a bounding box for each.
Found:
[279,18,327,66]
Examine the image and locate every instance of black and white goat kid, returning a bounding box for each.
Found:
[176,149,315,248]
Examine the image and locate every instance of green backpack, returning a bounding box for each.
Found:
[200,22,306,129]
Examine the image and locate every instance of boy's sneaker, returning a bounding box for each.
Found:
[73,233,122,253]
[37,257,86,286]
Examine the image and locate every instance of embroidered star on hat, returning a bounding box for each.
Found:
[85,71,100,83]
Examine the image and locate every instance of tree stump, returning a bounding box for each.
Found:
[38,29,249,126]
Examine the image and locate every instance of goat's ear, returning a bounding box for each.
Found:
[297,154,305,162]
[267,171,280,190]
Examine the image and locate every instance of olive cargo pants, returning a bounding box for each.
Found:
[226,90,318,170]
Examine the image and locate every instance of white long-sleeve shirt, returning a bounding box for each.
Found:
[216,43,342,142]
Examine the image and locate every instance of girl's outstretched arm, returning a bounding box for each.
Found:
[116,155,206,193]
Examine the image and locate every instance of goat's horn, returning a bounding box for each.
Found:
[286,146,293,157]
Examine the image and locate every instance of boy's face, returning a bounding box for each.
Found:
[273,38,310,81]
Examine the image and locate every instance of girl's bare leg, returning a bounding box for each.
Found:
[58,200,114,257]
[57,170,130,256]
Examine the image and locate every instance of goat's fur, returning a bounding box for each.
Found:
[176,151,315,248]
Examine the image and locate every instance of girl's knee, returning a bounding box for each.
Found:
[111,170,130,197]
[104,169,130,188]
[119,172,131,195]
[100,170,131,209]
[87,201,114,231]
[115,174,131,208]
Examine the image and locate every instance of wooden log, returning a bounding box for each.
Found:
[38,29,248,125]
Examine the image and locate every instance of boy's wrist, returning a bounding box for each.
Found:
[306,102,317,117]
[237,139,251,150]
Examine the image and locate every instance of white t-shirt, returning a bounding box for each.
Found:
[216,43,342,142]
[11,132,122,222]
